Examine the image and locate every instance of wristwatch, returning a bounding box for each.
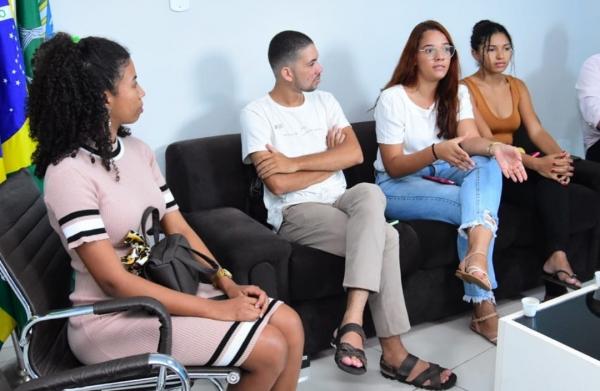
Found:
[212,267,233,287]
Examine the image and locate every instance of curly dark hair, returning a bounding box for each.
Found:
[28,32,131,178]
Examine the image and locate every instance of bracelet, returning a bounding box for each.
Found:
[431,143,439,160]
[212,267,233,288]
[487,142,502,156]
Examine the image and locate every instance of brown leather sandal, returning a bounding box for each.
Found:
[331,323,367,375]
[470,311,498,345]
[455,251,492,291]
[380,354,457,390]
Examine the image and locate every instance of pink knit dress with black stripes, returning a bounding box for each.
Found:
[44,136,281,366]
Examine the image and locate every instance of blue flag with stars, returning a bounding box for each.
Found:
[0,0,34,349]
[1,0,34,183]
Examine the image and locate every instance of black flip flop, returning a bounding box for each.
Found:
[542,270,581,290]
[330,323,367,375]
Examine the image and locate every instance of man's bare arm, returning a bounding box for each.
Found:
[292,126,364,171]
[250,151,333,195]
[253,126,363,180]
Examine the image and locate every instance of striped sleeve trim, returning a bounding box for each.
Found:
[58,209,108,246]
[160,185,177,209]
[58,209,100,225]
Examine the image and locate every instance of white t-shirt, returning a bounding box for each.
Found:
[240,90,350,230]
[576,53,600,151]
[373,84,474,172]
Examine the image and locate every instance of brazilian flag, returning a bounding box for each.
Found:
[0,0,52,349]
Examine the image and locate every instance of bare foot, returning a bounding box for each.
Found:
[542,251,582,288]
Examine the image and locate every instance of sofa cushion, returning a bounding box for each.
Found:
[344,121,377,187]
[166,134,251,212]
[404,220,458,270]
[495,202,534,250]
[395,222,421,276]
[183,207,292,299]
[288,244,346,301]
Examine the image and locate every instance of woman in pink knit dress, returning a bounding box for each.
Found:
[27,32,303,391]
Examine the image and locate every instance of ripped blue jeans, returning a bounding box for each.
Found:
[376,156,502,303]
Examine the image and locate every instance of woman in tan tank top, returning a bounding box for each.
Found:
[464,20,600,298]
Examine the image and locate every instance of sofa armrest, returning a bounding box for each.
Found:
[183,207,293,302]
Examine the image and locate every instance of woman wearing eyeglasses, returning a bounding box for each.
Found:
[463,20,600,296]
[374,20,526,345]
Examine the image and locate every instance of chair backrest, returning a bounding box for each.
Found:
[0,170,81,376]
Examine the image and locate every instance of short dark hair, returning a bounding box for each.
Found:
[268,30,313,73]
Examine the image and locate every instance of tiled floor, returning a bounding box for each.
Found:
[293,292,534,391]
[0,288,543,391]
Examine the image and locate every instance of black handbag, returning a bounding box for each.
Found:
[139,207,219,294]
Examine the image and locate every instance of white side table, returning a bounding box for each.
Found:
[495,283,600,391]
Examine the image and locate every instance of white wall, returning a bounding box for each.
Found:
[51,0,600,167]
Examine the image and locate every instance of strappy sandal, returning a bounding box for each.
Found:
[455,251,492,291]
[470,311,498,345]
[542,270,581,291]
[330,323,367,375]
[380,353,457,390]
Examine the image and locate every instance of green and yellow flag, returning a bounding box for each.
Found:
[0,0,52,348]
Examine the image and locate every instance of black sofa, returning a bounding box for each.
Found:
[165,121,600,356]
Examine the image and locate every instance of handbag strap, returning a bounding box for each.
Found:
[141,206,222,275]
[171,242,221,276]
[141,207,161,244]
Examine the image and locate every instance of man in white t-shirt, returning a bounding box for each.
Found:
[576,53,600,162]
[240,31,455,386]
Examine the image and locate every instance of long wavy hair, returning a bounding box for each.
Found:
[28,32,131,178]
[382,20,461,139]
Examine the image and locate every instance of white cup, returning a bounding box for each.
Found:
[595,271,600,287]
[522,297,540,317]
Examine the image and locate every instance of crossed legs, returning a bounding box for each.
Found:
[379,156,502,343]
[278,183,455,386]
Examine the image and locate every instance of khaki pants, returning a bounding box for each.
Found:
[278,183,410,337]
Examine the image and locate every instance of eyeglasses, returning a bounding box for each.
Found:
[418,45,456,59]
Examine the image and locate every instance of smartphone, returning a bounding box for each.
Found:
[422,175,456,185]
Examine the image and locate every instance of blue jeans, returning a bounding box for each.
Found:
[376,156,503,303]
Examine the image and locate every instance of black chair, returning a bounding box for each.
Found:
[0,170,240,391]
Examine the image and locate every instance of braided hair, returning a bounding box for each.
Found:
[28,32,131,178]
